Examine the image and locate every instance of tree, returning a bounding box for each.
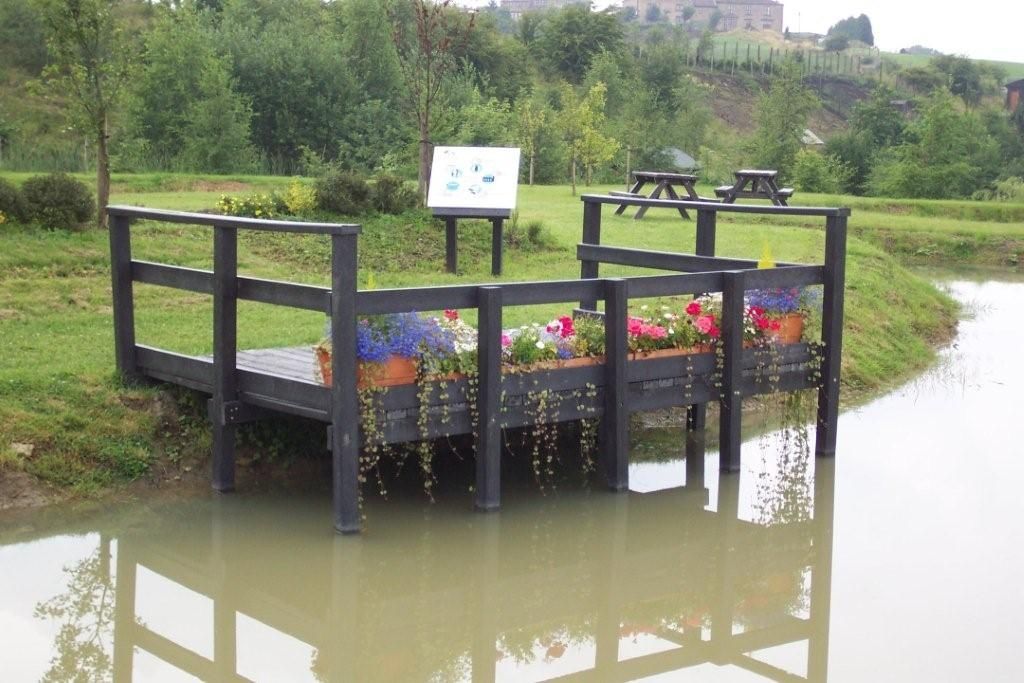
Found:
[177,60,257,173]
[390,0,475,202]
[537,5,623,83]
[931,55,983,107]
[558,81,614,195]
[38,0,136,227]
[515,95,551,185]
[749,61,820,180]
[823,34,849,52]
[849,85,906,147]
[826,14,873,46]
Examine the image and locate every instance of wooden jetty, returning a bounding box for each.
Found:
[106,195,848,534]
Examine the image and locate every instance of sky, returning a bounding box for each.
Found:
[457,1,1023,64]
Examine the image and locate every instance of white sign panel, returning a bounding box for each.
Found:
[427,146,521,211]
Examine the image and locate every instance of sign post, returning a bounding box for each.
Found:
[427,146,521,276]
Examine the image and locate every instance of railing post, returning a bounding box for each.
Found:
[331,233,361,534]
[445,217,458,273]
[475,286,502,511]
[211,226,238,492]
[816,214,847,456]
[109,212,138,382]
[687,209,718,432]
[490,218,504,276]
[579,199,602,312]
[719,270,744,472]
[602,278,629,491]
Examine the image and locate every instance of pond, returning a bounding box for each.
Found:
[1,273,1021,682]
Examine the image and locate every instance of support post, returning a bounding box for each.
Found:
[445,217,458,273]
[579,199,602,312]
[816,215,847,456]
[719,271,744,472]
[212,226,238,492]
[331,233,361,534]
[687,209,717,432]
[602,279,628,491]
[475,286,502,511]
[808,458,836,681]
[109,213,138,382]
[490,218,503,276]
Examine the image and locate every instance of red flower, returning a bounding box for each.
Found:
[686,301,702,316]
[708,325,721,338]
[558,315,575,338]
[627,317,644,336]
[769,319,781,331]
[444,309,459,321]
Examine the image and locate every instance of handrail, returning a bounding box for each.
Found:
[107,205,361,236]
[581,194,851,217]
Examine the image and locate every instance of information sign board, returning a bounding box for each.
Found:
[427,146,521,211]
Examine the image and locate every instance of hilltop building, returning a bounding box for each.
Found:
[629,0,784,33]
[499,0,578,19]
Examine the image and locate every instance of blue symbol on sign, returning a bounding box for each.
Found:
[482,175,495,183]
[446,181,460,191]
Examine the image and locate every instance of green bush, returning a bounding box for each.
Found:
[370,173,418,214]
[316,171,371,215]
[792,149,852,194]
[216,192,281,219]
[21,173,95,230]
[0,178,29,223]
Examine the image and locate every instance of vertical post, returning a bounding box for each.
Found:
[710,469,740,662]
[719,271,744,472]
[687,209,717,432]
[816,215,847,456]
[212,226,238,493]
[475,286,502,511]
[445,216,458,273]
[490,218,503,276]
[109,213,138,382]
[212,499,237,680]
[579,199,602,312]
[602,279,628,491]
[329,537,362,680]
[112,538,137,680]
[470,516,501,683]
[331,233,361,534]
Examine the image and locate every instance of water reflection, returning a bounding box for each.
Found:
[29,438,835,682]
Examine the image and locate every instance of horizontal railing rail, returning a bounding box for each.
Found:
[107,205,360,235]
[580,193,851,217]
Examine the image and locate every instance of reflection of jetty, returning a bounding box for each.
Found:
[106,195,848,533]
[105,450,836,681]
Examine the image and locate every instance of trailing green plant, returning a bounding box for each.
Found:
[21,173,95,230]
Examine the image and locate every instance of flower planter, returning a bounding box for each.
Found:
[632,345,711,360]
[315,349,419,388]
[770,313,804,345]
[505,355,605,373]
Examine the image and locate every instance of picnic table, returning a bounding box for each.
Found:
[715,169,794,206]
[613,171,701,220]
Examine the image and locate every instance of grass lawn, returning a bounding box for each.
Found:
[0,174,974,494]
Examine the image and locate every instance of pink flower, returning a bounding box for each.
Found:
[708,324,721,338]
[686,301,702,316]
[558,316,575,338]
[694,315,714,334]
[501,334,512,347]
[627,317,645,336]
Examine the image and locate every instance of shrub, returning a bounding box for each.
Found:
[0,178,29,223]
[316,171,370,215]
[216,192,279,219]
[792,149,852,194]
[21,173,95,230]
[282,179,318,216]
[973,177,1024,202]
[370,173,418,214]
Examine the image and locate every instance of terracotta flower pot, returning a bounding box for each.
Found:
[770,313,804,345]
[315,346,332,386]
[357,355,418,389]
[315,349,419,389]
[506,355,605,373]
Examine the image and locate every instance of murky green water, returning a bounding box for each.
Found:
[2,276,1022,682]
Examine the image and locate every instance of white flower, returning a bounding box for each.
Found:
[535,341,546,350]
[640,305,649,311]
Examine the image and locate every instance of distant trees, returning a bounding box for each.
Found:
[749,61,820,180]
[826,14,873,46]
[537,5,623,83]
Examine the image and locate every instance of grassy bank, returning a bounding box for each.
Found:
[0,175,960,496]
